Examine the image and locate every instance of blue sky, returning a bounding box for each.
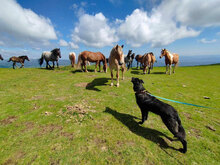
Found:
[0,0,220,59]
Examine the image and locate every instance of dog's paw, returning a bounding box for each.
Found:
[179,148,187,153]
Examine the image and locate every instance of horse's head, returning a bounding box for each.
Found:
[0,54,3,60]
[52,48,61,58]
[103,63,107,73]
[25,56,30,61]
[131,53,135,59]
[160,48,166,59]
[115,44,124,65]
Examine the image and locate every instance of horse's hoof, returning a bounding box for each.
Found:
[116,84,119,87]
[110,83,113,87]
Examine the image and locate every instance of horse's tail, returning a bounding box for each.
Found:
[39,54,44,66]
[77,53,82,69]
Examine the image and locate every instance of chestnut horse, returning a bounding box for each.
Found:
[149,52,156,70]
[8,55,30,69]
[142,53,152,74]
[160,49,179,75]
[109,44,125,87]
[135,54,143,69]
[69,52,76,68]
[77,51,107,73]
[0,54,3,61]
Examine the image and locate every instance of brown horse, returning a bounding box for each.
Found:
[77,51,107,73]
[8,56,30,69]
[135,54,143,69]
[160,49,179,75]
[69,52,76,68]
[142,53,152,74]
[0,54,3,60]
[109,44,125,87]
[149,52,156,70]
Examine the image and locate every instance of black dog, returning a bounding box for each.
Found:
[131,77,187,153]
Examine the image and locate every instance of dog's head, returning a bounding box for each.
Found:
[131,77,145,92]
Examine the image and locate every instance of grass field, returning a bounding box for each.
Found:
[0,65,219,164]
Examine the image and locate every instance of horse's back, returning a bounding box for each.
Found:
[81,51,103,62]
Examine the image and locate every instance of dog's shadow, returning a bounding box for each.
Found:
[86,78,110,91]
[104,107,179,151]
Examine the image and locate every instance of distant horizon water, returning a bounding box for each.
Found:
[0,55,220,68]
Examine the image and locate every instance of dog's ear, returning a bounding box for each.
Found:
[140,79,144,84]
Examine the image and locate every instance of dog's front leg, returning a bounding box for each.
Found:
[138,110,149,124]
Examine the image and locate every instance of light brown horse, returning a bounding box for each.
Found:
[77,51,107,73]
[8,56,30,69]
[160,49,179,75]
[69,52,76,68]
[109,44,125,87]
[135,55,143,69]
[149,52,156,70]
[142,53,152,74]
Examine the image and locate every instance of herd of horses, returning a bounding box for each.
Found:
[0,46,179,85]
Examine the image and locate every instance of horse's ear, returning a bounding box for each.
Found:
[116,45,118,50]
[140,79,144,84]
[121,45,124,48]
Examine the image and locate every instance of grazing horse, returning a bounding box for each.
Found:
[135,55,143,69]
[8,56,30,69]
[69,52,76,68]
[77,51,107,73]
[124,50,133,70]
[109,44,125,87]
[160,49,179,75]
[0,54,3,60]
[39,48,61,69]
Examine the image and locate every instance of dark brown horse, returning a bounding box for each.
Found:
[8,56,30,69]
[160,49,179,75]
[77,51,107,73]
[135,54,143,69]
[0,54,3,61]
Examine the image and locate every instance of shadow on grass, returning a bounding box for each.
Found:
[71,69,95,74]
[86,78,110,91]
[104,107,184,158]
[151,71,165,74]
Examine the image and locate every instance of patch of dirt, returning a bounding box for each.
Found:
[205,125,216,131]
[188,127,201,138]
[36,124,63,136]
[21,121,35,132]
[109,92,119,96]
[94,138,108,151]
[74,82,88,87]
[29,95,43,100]
[61,132,74,140]
[3,151,26,165]
[50,158,60,165]
[0,116,17,125]
[59,101,95,123]
[182,112,192,120]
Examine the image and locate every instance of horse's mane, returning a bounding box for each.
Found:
[18,55,28,58]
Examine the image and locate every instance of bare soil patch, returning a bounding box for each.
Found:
[0,116,17,125]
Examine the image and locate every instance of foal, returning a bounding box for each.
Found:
[8,56,30,69]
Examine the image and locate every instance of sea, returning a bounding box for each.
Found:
[0,55,220,68]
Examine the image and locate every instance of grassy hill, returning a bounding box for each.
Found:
[0,65,219,164]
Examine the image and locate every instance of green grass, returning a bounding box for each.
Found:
[0,65,219,164]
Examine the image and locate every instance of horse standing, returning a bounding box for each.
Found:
[8,56,30,69]
[69,52,76,68]
[135,55,143,69]
[77,51,107,73]
[124,50,133,70]
[109,44,125,87]
[39,48,61,69]
[142,53,152,74]
[160,49,179,75]
[0,54,3,60]
[149,52,156,70]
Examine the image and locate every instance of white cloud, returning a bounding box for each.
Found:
[71,13,118,48]
[69,42,79,49]
[199,38,217,44]
[118,9,199,47]
[59,39,69,47]
[0,0,57,47]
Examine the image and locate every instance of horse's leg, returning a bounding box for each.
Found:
[148,65,150,74]
[85,61,88,72]
[99,61,101,72]
[137,62,138,68]
[110,70,114,87]
[94,62,98,72]
[165,64,168,74]
[169,64,172,75]
[20,62,24,68]
[52,61,55,68]
[122,65,125,80]
[116,68,120,87]
[13,62,15,69]
[56,61,59,68]
[173,64,176,73]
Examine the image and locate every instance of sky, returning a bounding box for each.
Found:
[0,0,220,59]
